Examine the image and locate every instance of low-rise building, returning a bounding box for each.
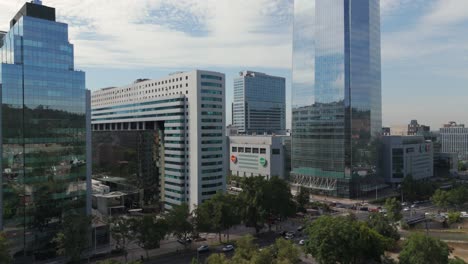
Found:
[229,135,290,179]
[381,136,433,185]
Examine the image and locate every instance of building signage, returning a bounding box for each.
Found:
[259,157,267,167]
[231,155,237,163]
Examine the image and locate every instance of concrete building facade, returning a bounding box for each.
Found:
[229,135,290,180]
[92,70,226,210]
[440,122,468,161]
[381,136,433,185]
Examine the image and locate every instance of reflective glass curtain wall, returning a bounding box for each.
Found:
[0,4,88,259]
[292,0,381,197]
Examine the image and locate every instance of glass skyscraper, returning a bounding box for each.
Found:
[233,71,286,135]
[291,0,381,197]
[0,2,89,260]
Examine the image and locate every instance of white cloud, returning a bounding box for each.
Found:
[0,0,293,69]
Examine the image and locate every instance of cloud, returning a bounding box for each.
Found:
[0,0,293,69]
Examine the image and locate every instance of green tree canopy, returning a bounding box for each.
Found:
[367,212,400,242]
[195,192,241,242]
[53,213,91,263]
[0,232,12,264]
[166,203,194,241]
[399,233,451,264]
[384,197,403,222]
[304,215,391,264]
[132,215,168,259]
[109,215,135,262]
[296,186,310,213]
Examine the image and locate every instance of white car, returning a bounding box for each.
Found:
[197,245,209,253]
[460,212,468,218]
[222,245,234,252]
[403,207,410,211]
[299,240,306,246]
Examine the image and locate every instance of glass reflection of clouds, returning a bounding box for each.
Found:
[291,0,381,198]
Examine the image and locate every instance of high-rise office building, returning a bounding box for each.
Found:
[232,71,286,135]
[0,1,90,259]
[91,70,226,211]
[291,0,382,197]
[440,122,468,161]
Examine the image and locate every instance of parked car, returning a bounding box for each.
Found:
[411,204,418,208]
[222,245,234,252]
[461,212,468,218]
[403,207,410,211]
[359,207,368,211]
[299,240,306,246]
[401,202,408,206]
[297,226,304,232]
[197,245,209,253]
[285,234,294,240]
[177,237,192,245]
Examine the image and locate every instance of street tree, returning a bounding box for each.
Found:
[367,212,400,242]
[432,189,450,209]
[399,233,451,264]
[263,176,296,230]
[384,197,403,222]
[53,213,91,263]
[0,232,12,264]
[132,215,168,259]
[296,186,310,213]
[238,176,268,233]
[195,192,241,242]
[304,215,391,264]
[166,203,194,242]
[109,216,135,262]
[206,253,230,264]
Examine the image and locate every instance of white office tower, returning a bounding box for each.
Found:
[91,70,226,210]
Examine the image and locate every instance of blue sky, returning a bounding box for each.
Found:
[1,0,467,129]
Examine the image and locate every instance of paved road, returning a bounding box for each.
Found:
[147,220,306,264]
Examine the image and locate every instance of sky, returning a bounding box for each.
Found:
[0,0,467,129]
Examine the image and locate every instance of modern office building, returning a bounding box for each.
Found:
[381,136,433,185]
[291,0,382,197]
[229,135,290,180]
[232,71,286,135]
[407,120,430,136]
[0,1,90,260]
[440,122,468,161]
[91,70,226,211]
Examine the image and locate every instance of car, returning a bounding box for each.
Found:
[197,245,209,253]
[403,207,410,211]
[285,235,294,240]
[177,237,192,245]
[411,204,418,208]
[359,207,368,211]
[379,208,387,214]
[222,245,234,252]
[297,226,304,232]
[401,202,408,206]
[299,240,306,245]
[461,212,468,218]
[285,231,295,237]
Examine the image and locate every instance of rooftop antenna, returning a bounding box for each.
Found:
[32,0,43,5]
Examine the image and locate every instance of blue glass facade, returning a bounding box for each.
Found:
[0,3,88,259]
[233,71,286,134]
[291,0,381,197]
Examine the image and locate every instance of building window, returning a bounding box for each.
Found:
[260,148,266,154]
[232,147,237,152]
[245,148,252,153]
[238,147,244,153]
[253,148,259,153]
[272,149,280,155]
